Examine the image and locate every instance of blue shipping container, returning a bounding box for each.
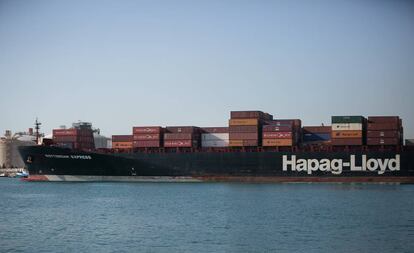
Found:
[303,133,331,142]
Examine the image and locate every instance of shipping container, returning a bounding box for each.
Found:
[228,140,243,146]
[367,138,400,146]
[164,140,198,148]
[264,120,293,127]
[228,140,258,147]
[201,140,229,147]
[262,125,292,132]
[367,116,399,124]
[367,130,399,138]
[332,116,364,124]
[262,132,292,139]
[264,113,273,121]
[133,126,163,134]
[165,126,199,133]
[265,119,301,128]
[132,134,161,140]
[164,133,199,140]
[367,123,399,131]
[331,138,363,146]
[302,126,331,134]
[54,136,78,142]
[201,127,229,133]
[331,123,363,131]
[302,140,332,146]
[230,111,272,120]
[112,142,133,149]
[53,129,78,136]
[228,125,258,133]
[229,133,258,140]
[303,133,331,142]
[228,119,259,126]
[262,139,293,146]
[133,140,161,148]
[201,133,229,141]
[112,135,133,142]
[331,130,363,138]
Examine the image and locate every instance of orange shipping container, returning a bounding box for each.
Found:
[112,141,133,149]
[332,130,362,139]
[262,139,293,146]
[228,119,259,126]
[228,140,258,147]
[229,140,243,146]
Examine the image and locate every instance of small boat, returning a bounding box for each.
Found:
[14,171,29,178]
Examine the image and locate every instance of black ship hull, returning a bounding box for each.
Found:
[18,146,414,183]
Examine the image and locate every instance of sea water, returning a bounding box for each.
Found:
[0,178,413,253]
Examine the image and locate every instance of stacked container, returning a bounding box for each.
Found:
[302,126,331,145]
[112,135,133,149]
[53,123,95,150]
[367,116,402,146]
[262,119,301,146]
[201,127,229,147]
[228,111,272,147]
[133,127,163,148]
[164,126,200,148]
[331,116,365,145]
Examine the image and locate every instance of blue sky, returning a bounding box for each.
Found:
[1,0,413,138]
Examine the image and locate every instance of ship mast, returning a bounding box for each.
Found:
[35,118,41,144]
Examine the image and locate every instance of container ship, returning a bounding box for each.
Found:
[18,111,414,183]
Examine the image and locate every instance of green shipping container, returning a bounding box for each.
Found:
[331,116,365,124]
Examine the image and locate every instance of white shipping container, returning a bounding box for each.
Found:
[201,133,229,141]
[201,140,229,147]
[331,123,363,131]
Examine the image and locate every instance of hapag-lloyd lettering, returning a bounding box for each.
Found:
[283,155,400,175]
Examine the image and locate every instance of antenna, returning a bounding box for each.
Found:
[35,118,41,144]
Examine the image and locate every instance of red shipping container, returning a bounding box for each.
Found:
[265,119,301,128]
[201,127,229,133]
[262,132,292,139]
[231,111,267,119]
[367,138,400,146]
[367,131,399,138]
[367,116,399,124]
[164,133,199,140]
[133,134,161,140]
[263,125,293,132]
[228,125,258,133]
[165,126,199,133]
[133,140,161,148]
[133,127,163,134]
[331,138,363,146]
[164,140,198,147]
[229,133,258,140]
[53,129,78,136]
[367,123,399,131]
[54,136,78,142]
[112,135,133,142]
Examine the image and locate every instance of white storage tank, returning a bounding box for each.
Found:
[0,131,36,169]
